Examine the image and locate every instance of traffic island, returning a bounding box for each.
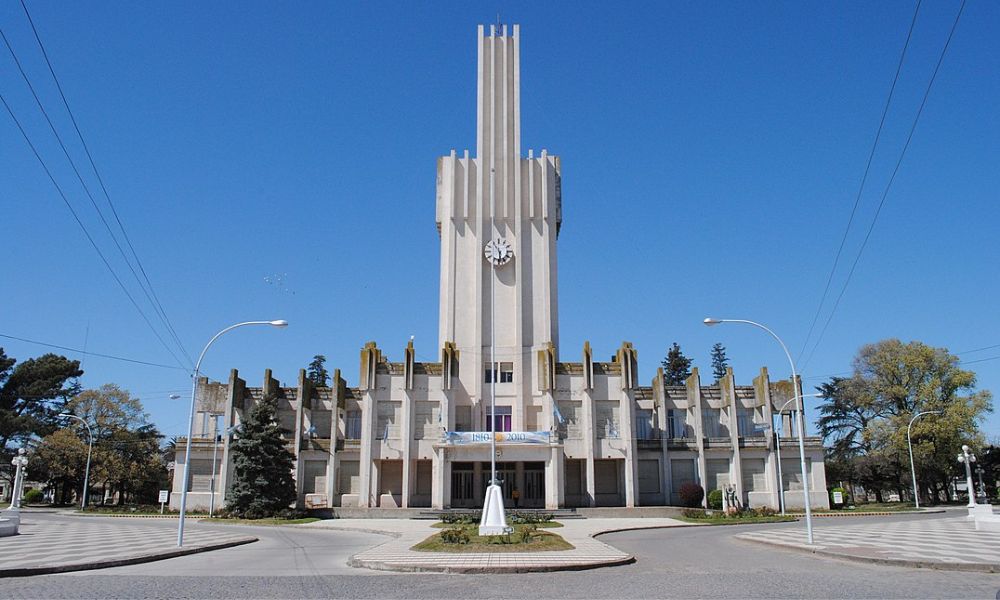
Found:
[0,515,257,577]
[412,524,574,553]
[736,516,1000,573]
[302,517,696,573]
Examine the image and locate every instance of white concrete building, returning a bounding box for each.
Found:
[172,24,829,513]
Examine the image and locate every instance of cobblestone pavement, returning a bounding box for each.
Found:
[0,511,256,576]
[737,515,1000,570]
[300,517,688,572]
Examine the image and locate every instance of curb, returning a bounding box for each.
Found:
[737,535,1000,574]
[0,536,258,578]
[785,510,946,517]
[347,554,635,574]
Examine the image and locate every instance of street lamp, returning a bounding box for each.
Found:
[703,317,814,544]
[9,449,28,509]
[957,444,977,509]
[906,410,942,509]
[58,413,94,509]
[177,319,288,547]
[774,393,822,515]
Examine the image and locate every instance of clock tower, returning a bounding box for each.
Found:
[435,24,562,431]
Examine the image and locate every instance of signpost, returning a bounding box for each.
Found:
[159,490,169,514]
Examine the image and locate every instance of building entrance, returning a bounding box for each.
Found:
[449,461,547,508]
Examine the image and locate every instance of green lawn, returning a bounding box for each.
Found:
[678,514,797,525]
[432,520,563,528]
[413,524,574,553]
[200,517,321,526]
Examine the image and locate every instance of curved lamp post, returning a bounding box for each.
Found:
[703,317,814,544]
[906,410,942,509]
[177,320,288,547]
[58,413,93,509]
[774,393,822,515]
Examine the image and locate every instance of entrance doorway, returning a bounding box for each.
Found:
[451,462,475,508]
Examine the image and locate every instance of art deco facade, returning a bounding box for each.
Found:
[172,24,829,513]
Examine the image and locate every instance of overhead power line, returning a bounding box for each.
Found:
[796,0,923,364]
[0,28,193,370]
[0,93,189,370]
[16,0,195,369]
[0,333,189,371]
[801,0,968,370]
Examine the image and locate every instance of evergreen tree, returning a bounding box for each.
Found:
[710,343,729,383]
[225,393,296,518]
[306,355,330,387]
[661,342,692,385]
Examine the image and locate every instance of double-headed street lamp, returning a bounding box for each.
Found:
[58,413,94,509]
[958,444,977,509]
[703,317,814,544]
[177,319,288,547]
[906,410,942,509]
[774,393,822,515]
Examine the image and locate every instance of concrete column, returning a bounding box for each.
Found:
[431,447,446,509]
[218,369,243,508]
[325,372,341,508]
[401,389,413,508]
[654,369,670,505]
[582,386,596,507]
[687,368,708,508]
[621,389,638,508]
[546,446,564,509]
[358,390,377,508]
[723,368,743,504]
[293,370,308,508]
[754,367,779,509]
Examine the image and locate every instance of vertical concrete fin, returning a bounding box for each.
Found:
[404,339,415,390]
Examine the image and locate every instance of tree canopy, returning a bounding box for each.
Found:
[816,339,992,504]
[710,343,729,383]
[0,348,82,486]
[307,354,330,387]
[225,393,296,518]
[661,343,692,386]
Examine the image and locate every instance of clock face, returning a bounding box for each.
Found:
[484,238,513,266]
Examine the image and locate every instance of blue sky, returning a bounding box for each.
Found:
[2,1,997,440]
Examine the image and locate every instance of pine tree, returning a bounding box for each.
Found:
[661,342,692,385]
[710,343,729,383]
[225,393,296,518]
[307,355,330,387]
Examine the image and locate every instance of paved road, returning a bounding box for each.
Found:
[2,511,999,599]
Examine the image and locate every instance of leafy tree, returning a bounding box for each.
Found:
[31,428,89,504]
[710,343,729,383]
[661,343,692,385]
[816,339,992,505]
[0,349,82,489]
[60,385,165,504]
[307,355,330,387]
[226,393,296,518]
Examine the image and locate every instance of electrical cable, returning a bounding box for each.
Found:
[17,0,195,368]
[0,333,189,371]
[801,0,967,370]
[796,0,923,363]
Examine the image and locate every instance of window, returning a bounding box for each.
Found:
[596,402,619,439]
[485,361,514,383]
[487,406,512,432]
[666,409,689,439]
[345,411,362,440]
[737,407,758,437]
[702,408,728,438]
[455,405,472,432]
[635,409,654,440]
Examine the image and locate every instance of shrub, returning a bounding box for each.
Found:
[681,508,708,519]
[707,489,723,510]
[23,489,44,504]
[678,482,704,508]
[509,511,554,524]
[829,487,848,508]
[748,506,777,518]
[439,528,470,544]
[441,511,480,525]
[519,524,538,543]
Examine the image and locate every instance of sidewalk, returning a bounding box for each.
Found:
[737,516,1000,572]
[300,517,687,573]
[0,513,257,577]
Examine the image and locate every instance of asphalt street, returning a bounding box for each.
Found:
[1,511,998,599]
